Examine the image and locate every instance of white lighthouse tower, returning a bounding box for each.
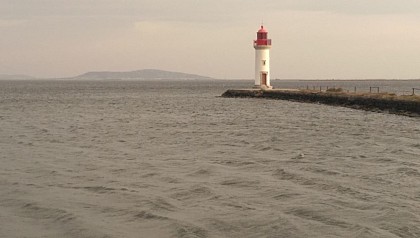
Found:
[254,25,272,89]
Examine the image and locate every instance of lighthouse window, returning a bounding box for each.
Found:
[262,60,266,66]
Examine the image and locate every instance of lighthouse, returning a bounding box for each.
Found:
[254,25,272,89]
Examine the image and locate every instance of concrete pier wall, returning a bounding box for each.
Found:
[222,89,420,117]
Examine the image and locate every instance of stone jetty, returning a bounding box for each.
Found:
[222,89,420,117]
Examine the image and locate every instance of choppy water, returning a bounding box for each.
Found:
[0,80,419,238]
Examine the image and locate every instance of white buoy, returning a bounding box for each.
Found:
[253,25,272,89]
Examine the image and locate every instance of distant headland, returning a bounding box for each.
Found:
[0,69,212,80]
[72,69,213,80]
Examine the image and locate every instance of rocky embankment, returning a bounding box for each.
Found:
[222,89,420,117]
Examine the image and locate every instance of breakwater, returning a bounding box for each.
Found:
[222,89,420,117]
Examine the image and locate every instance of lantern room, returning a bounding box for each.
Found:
[254,25,272,47]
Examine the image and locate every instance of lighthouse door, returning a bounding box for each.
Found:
[261,72,267,86]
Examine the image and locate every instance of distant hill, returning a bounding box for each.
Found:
[0,74,35,80]
[73,69,212,80]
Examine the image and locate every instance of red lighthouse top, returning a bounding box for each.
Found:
[258,25,268,33]
[254,25,271,47]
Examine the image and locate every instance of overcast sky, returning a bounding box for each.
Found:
[1,0,420,79]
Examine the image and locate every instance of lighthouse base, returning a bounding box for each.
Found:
[254,85,273,90]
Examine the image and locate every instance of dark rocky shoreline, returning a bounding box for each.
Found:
[222,89,420,117]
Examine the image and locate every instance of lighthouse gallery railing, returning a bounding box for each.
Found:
[254,39,272,46]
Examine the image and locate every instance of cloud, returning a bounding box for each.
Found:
[2,0,419,26]
[0,19,27,28]
[0,1,223,18]
[1,0,420,78]
[4,0,419,17]
[273,0,420,15]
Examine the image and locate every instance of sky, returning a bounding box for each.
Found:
[1,0,420,79]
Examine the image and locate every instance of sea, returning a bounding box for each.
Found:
[0,79,419,238]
